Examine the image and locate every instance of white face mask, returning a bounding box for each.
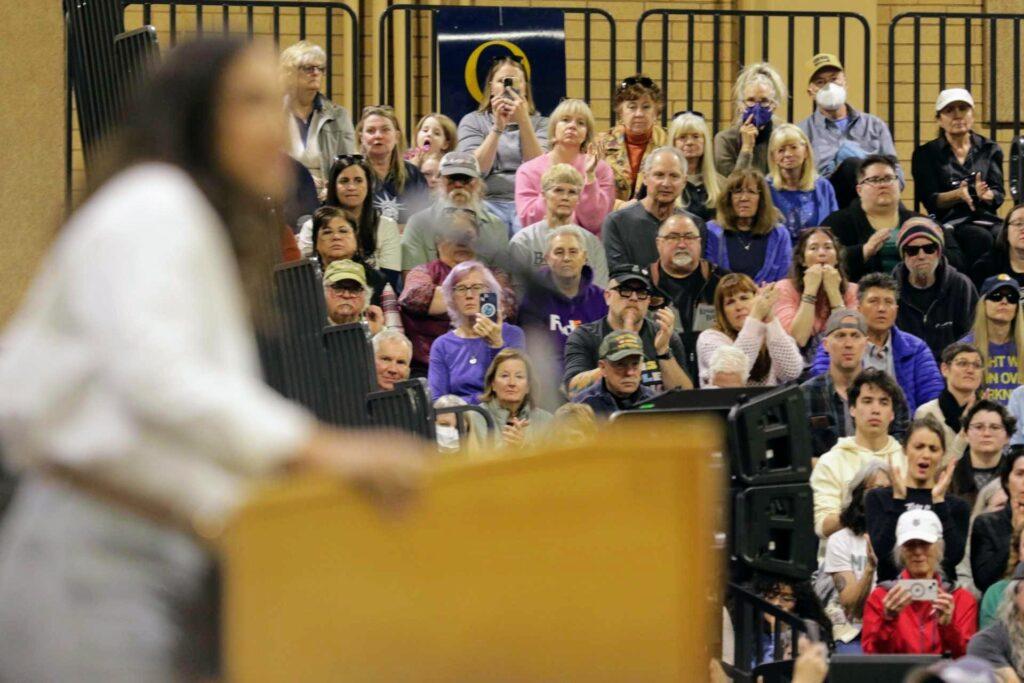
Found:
[435,425,461,451]
[815,83,847,112]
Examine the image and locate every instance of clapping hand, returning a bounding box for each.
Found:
[889,452,908,500]
[975,172,995,203]
[751,283,779,322]
[501,417,529,448]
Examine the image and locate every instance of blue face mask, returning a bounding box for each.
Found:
[742,103,773,129]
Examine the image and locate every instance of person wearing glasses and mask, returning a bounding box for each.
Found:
[714,62,787,177]
[280,41,356,196]
[798,53,903,210]
[823,155,964,283]
[563,264,692,399]
[457,55,548,235]
[594,74,668,202]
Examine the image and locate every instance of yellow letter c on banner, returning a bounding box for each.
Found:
[464,40,531,104]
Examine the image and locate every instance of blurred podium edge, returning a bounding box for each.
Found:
[216,416,725,682]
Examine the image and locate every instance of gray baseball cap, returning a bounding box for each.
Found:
[439,151,481,178]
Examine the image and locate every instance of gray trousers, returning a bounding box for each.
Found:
[0,476,218,682]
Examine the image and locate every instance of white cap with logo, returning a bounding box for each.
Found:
[895,508,943,547]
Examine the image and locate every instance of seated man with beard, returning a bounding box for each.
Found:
[323,259,384,335]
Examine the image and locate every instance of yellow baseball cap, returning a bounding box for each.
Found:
[806,53,844,82]
[323,259,368,289]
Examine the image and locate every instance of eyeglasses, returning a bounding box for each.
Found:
[1007,221,1024,231]
[619,76,656,91]
[453,284,488,296]
[903,243,940,257]
[333,153,365,164]
[968,423,1007,433]
[328,282,364,296]
[859,175,899,187]
[299,64,326,75]
[987,290,1021,305]
[672,110,706,120]
[658,233,701,243]
[950,359,983,369]
[743,97,774,108]
[612,286,650,301]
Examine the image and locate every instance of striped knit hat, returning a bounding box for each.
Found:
[896,216,944,256]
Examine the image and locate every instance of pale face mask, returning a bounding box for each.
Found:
[815,83,847,112]
[435,425,461,451]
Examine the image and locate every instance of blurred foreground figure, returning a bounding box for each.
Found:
[0,39,423,682]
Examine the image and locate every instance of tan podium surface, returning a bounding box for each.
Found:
[217,417,724,682]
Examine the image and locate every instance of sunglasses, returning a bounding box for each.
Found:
[361,104,395,116]
[333,153,365,164]
[672,109,706,120]
[987,290,1021,304]
[612,286,651,301]
[903,243,939,257]
[619,76,656,91]
[492,54,525,64]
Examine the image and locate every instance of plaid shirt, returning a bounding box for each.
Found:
[801,372,910,458]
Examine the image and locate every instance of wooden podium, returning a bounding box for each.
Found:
[216,417,724,682]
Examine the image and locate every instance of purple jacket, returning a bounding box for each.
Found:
[518,266,608,373]
[427,323,526,403]
[703,220,792,285]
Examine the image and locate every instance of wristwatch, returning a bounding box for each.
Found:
[656,351,672,361]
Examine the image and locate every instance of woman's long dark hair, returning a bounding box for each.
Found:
[326,155,379,261]
[789,227,849,295]
[89,38,279,323]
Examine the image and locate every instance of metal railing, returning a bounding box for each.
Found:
[635,9,871,134]
[725,582,813,682]
[378,4,618,134]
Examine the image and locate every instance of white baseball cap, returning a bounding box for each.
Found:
[935,88,974,112]
[896,509,943,547]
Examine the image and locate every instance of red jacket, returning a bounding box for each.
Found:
[861,571,977,657]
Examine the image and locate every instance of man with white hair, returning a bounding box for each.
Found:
[707,346,749,388]
[323,259,384,334]
[401,151,510,272]
[373,330,413,390]
[601,146,706,271]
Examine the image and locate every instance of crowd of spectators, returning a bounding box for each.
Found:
[279,40,1024,676]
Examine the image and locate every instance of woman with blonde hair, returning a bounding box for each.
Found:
[705,169,792,284]
[356,105,428,225]
[514,98,615,235]
[696,273,803,387]
[457,55,548,234]
[767,123,838,241]
[666,111,725,222]
[714,62,787,176]
[960,274,1024,405]
[406,112,457,167]
[468,348,553,449]
[280,40,356,192]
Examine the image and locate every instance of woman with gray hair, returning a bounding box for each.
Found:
[714,62,787,176]
[862,508,978,656]
[280,41,356,193]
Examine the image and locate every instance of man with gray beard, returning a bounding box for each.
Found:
[401,151,511,273]
[649,213,726,380]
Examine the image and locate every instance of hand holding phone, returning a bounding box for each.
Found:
[479,292,499,323]
[896,578,939,602]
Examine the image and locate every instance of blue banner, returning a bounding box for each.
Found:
[436,7,566,121]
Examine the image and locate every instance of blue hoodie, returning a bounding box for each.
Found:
[518,266,609,374]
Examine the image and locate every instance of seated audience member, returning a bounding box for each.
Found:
[373,329,412,390]
[298,154,401,287]
[696,275,802,387]
[970,563,1024,680]
[893,216,979,359]
[666,112,725,222]
[822,461,892,653]
[861,509,978,656]
[714,62,787,176]
[972,204,1024,289]
[802,309,909,458]
[406,112,457,166]
[427,261,525,403]
[356,105,428,226]
[595,74,667,202]
[468,348,552,448]
[912,88,1003,267]
[798,53,903,209]
[510,163,608,287]
[766,123,838,241]
[823,154,964,282]
[603,147,704,271]
[457,55,548,234]
[518,227,608,374]
[811,368,908,539]
[705,169,792,284]
[649,213,726,381]
[419,151,443,191]
[433,394,470,453]
[280,41,355,194]
[964,478,1012,602]
[811,273,943,415]
[515,99,615,235]
[572,331,656,416]
[962,275,1024,406]
[977,530,1024,631]
[950,401,1015,509]
[915,342,984,462]
[401,151,510,273]
[865,415,970,582]
[773,227,859,363]
[399,215,516,374]
[310,206,387,305]
[322,260,384,334]
[706,345,750,388]
[738,573,835,666]
[972,447,1024,593]
[549,402,598,442]
[563,264,692,398]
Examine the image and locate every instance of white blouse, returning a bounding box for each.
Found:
[0,163,313,522]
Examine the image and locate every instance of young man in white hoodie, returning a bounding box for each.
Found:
[812,368,908,539]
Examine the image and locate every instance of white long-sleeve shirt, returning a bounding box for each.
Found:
[695,316,804,388]
[0,163,314,523]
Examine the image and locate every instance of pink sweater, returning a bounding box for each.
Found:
[514,152,616,236]
[696,317,804,387]
[772,279,859,340]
